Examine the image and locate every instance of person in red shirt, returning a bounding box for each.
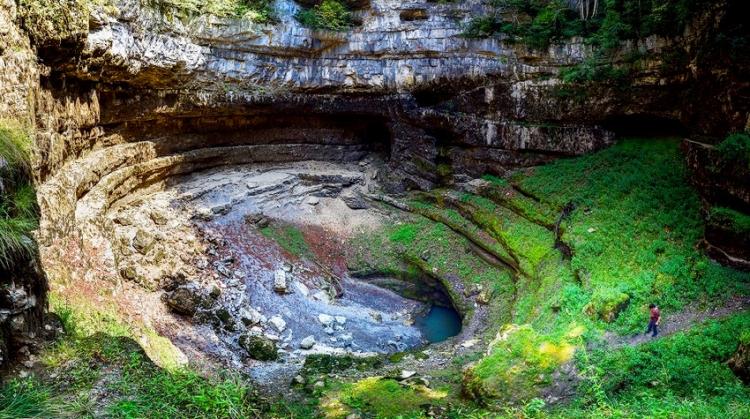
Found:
[646,304,660,337]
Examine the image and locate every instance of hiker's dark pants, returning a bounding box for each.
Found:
[646,320,658,337]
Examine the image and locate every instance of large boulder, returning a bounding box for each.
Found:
[583,290,630,323]
[340,189,369,210]
[162,285,206,316]
[239,334,278,361]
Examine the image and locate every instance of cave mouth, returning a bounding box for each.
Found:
[602,114,688,138]
[359,272,463,344]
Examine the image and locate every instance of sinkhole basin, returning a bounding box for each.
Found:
[54,158,476,387]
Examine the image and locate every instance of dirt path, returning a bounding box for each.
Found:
[603,296,750,349]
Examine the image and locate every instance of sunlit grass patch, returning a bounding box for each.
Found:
[321,377,447,418]
[464,323,582,404]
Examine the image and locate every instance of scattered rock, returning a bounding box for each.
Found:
[305,196,320,206]
[334,316,347,326]
[340,189,369,209]
[239,334,278,361]
[300,336,316,349]
[216,264,232,278]
[132,229,155,254]
[244,212,269,228]
[274,270,287,294]
[162,285,205,316]
[293,375,306,385]
[150,210,168,225]
[269,315,286,333]
[460,339,479,348]
[400,370,416,380]
[318,313,334,327]
[294,281,310,297]
[239,308,263,326]
[312,291,331,303]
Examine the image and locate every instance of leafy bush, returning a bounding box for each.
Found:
[145,0,277,22]
[295,0,352,31]
[716,132,750,168]
[560,56,630,84]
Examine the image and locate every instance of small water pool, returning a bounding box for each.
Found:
[415,305,462,343]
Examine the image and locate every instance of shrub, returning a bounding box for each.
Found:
[295,0,352,31]
[716,132,750,168]
[0,122,38,269]
[145,0,277,22]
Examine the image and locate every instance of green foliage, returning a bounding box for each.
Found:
[351,137,750,412]
[18,0,93,44]
[145,0,277,22]
[0,122,32,175]
[0,122,38,269]
[2,293,262,418]
[471,0,714,48]
[466,323,581,403]
[708,206,750,235]
[295,0,352,31]
[564,312,750,416]
[108,355,258,418]
[320,377,447,418]
[583,288,630,322]
[0,379,54,419]
[560,56,630,84]
[516,138,750,333]
[389,223,419,244]
[259,222,311,258]
[716,132,750,168]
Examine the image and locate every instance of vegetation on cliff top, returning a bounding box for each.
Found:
[465,0,714,49]
[145,0,277,22]
[295,0,353,31]
[716,132,750,169]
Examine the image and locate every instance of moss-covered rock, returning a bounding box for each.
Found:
[238,334,277,361]
[583,290,630,323]
[462,324,579,406]
[301,353,382,377]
